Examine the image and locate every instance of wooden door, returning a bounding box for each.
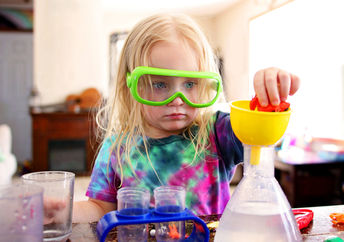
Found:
[0,32,33,162]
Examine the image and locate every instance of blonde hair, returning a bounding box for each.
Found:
[96,13,220,185]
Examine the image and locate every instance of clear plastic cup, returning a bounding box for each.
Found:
[22,171,75,242]
[0,183,44,242]
[117,187,150,242]
[154,186,186,242]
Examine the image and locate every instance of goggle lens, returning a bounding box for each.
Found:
[137,74,219,105]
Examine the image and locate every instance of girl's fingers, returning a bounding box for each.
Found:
[44,216,54,225]
[44,197,66,210]
[289,74,301,95]
[264,68,280,106]
[278,70,291,102]
[253,70,268,106]
[43,197,67,224]
[254,67,299,106]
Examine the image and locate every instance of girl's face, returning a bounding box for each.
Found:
[142,38,200,138]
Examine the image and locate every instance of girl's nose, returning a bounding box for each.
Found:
[167,96,184,106]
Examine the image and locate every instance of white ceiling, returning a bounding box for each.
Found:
[102,0,239,16]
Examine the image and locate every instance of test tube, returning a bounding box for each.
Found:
[154,186,186,242]
[117,187,150,242]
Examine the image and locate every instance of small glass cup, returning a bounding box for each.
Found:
[154,186,186,242]
[22,171,75,242]
[116,187,150,242]
[0,183,44,242]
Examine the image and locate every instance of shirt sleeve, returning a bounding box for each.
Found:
[86,138,118,202]
[213,111,243,175]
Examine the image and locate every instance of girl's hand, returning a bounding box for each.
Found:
[253,67,300,107]
[43,197,67,224]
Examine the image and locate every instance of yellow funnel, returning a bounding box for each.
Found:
[230,100,291,165]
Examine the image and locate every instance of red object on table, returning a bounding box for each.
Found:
[329,212,344,225]
[168,223,181,239]
[249,95,290,112]
[293,209,314,230]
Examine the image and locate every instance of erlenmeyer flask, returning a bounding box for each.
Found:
[215,145,302,242]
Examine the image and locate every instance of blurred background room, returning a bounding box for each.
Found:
[0,0,343,206]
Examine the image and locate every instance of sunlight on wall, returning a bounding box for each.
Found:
[249,0,344,139]
[35,0,108,105]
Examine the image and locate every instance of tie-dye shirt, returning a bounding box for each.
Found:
[86,111,243,216]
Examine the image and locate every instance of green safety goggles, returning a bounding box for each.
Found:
[126,66,222,108]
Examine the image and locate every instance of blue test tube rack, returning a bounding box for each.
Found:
[96,207,210,242]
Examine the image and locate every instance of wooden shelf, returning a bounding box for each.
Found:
[0,28,33,32]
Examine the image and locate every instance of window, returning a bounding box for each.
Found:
[249,0,344,139]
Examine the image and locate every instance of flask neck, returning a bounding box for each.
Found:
[243,145,275,178]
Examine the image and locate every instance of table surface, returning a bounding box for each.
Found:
[277,148,344,166]
[68,205,344,241]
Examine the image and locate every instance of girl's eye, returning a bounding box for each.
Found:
[153,82,166,89]
[185,81,197,89]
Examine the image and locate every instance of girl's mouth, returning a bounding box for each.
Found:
[166,113,186,119]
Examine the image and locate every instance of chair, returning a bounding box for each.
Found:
[0,124,17,184]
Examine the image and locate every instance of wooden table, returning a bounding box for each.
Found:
[68,205,344,241]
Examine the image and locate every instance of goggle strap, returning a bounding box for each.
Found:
[126,72,131,88]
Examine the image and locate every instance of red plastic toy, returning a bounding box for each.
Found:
[250,95,290,112]
[330,212,344,225]
[293,209,314,230]
[168,223,181,239]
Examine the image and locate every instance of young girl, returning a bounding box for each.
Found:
[72,13,300,223]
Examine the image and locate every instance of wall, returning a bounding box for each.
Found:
[35,0,107,105]
[213,0,293,101]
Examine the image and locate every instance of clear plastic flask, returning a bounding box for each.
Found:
[215,145,302,242]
